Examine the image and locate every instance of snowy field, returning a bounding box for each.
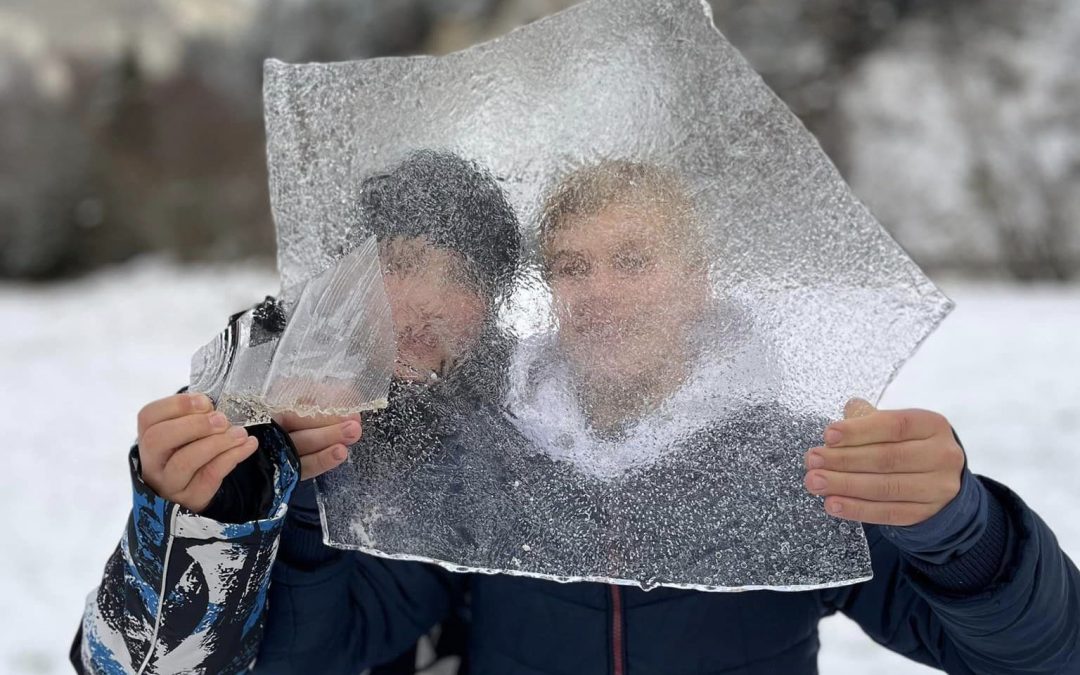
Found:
[1,259,1078,674]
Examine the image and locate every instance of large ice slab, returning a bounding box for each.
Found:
[262,0,953,591]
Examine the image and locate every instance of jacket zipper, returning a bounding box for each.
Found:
[610,584,625,675]
[137,503,179,675]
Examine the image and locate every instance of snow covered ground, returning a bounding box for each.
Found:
[1,259,1077,674]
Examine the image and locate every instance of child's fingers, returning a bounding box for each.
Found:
[139,411,231,461]
[289,421,362,457]
[804,440,938,474]
[821,496,939,526]
[824,409,944,447]
[177,437,261,513]
[137,393,213,436]
[160,428,253,494]
[300,444,349,481]
[804,469,949,504]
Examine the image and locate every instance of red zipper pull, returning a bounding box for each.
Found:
[610,584,625,675]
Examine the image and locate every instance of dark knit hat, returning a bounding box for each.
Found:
[354,149,521,298]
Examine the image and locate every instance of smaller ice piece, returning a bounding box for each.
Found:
[189,235,396,425]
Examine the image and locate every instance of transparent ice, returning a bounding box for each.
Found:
[189,235,396,425]
[260,0,953,591]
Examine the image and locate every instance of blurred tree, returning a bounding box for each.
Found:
[840,0,1080,280]
[944,3,1079,281]
[706,0,985,160]
[0,50,91,278]
[0,0,1076,280]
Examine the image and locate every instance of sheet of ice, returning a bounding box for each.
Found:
[189,236,395,424]
[263,0,952,591]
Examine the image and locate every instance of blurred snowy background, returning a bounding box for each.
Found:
[0,1,1077,673]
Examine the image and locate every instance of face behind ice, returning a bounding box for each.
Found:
[378,236,487,383]
[540,161,711,427]
[354,149,521,387]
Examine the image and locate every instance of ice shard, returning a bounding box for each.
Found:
[189,235,396,425]
[259,0,953,590]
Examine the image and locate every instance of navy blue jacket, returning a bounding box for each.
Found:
[76,422,1080,674]
[256,468,1080,675]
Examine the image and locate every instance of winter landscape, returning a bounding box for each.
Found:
[2,0,1078,673]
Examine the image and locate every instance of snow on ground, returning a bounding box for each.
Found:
[0,259,1077,674]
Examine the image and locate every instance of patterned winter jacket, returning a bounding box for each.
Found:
[73,424,299,674]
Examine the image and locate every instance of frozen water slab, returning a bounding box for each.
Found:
[263,0,952,591]
[189,235,396,425]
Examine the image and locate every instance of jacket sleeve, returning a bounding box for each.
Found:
[74,423,301,674]
[251,478,463,673]
[822,475,1080,674]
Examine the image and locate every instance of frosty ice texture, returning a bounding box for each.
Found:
[189,236,395,425]
[262,0,953,590]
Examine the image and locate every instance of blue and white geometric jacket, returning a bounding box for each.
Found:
[75,424,299,675]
